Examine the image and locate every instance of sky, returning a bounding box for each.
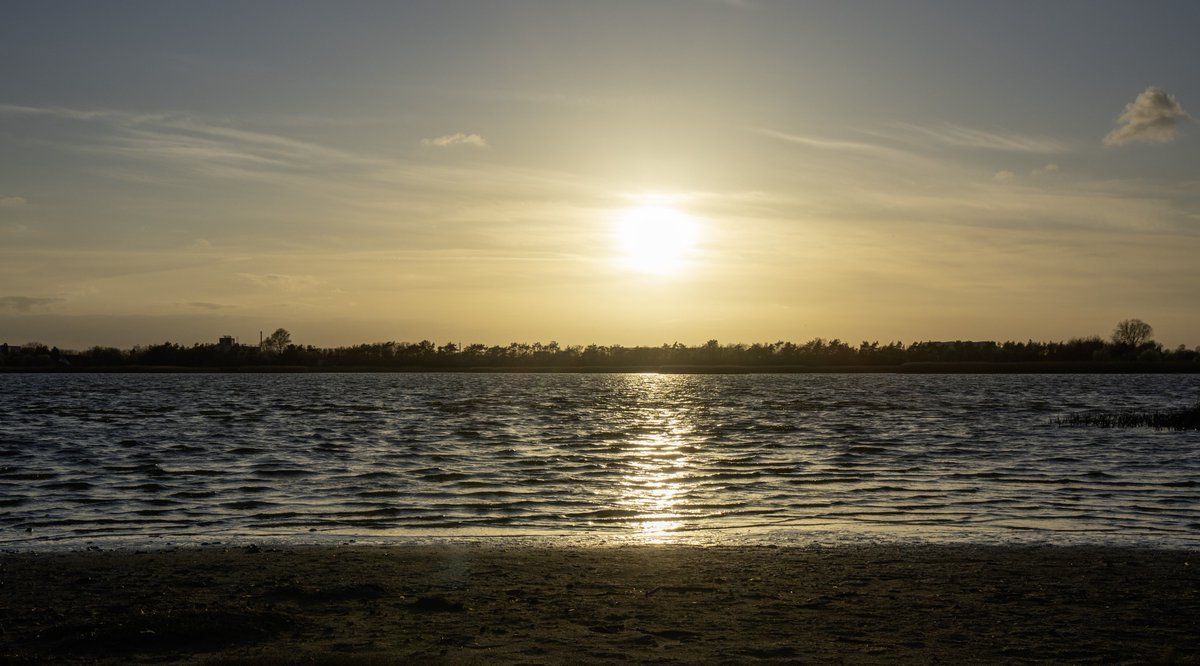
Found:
[2,0,1198,350]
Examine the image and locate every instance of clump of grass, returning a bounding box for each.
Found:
[1058,402,1200,431]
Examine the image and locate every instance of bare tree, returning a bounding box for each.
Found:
[262,328,292,354]
[1112,319,1153,347]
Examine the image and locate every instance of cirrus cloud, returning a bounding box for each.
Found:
[420,132,488,148]
[186,301,234,310]
[1104,86,1190,146]
[237,272,323,290]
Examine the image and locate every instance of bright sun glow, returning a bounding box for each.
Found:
[613,205,699,275]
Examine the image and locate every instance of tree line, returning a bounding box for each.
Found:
[3,320,1198,371]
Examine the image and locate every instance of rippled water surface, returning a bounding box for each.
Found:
[2,373,1198,548]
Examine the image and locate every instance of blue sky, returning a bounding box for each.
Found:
[2,1,1197,348]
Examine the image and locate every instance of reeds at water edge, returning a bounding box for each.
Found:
[1058,403,1200,431]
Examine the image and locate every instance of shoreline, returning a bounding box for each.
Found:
[3,543,1197,663]
[5,361,1200,373]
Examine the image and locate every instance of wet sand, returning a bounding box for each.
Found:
[2,543,1197,663]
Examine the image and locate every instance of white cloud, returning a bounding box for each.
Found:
[421,133,488,148]
[1104,86,1190,146]
[0,195,27,207]
[992,170,1016,182]
[1031,163,1060,176]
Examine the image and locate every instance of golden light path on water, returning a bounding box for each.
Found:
[616,374,695,543]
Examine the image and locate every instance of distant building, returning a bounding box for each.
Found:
[218,335,236,349]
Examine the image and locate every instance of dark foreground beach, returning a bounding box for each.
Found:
[2,544,1197,664]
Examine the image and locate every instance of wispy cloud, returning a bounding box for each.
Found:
[439,87,656,110]
[0,195,26,207]
[238,273,323,290]
[1104,86,1190,146]
[887,123,1070,153]
[0,105,593,215]
[0,103,116,121]
[755,128,899,156]
[755,127,948,182]
[0,103,386,178]
[104,122,381,175]
[990,164,1060,183]
[421,133,488,148]
[758,120,1196,235]
[186,301,233,310]
[0,296,62,312]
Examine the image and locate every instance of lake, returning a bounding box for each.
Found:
[2,373,1198,548]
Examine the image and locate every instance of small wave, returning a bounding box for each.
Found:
[699,471,763,480]
[41,480,93,491]
[571,508,642,520]
[419,472,471,482]
[786,476,857,485]
[847,445,889,454]
[169,490,217,499]
[0,470,57,481]
[222,500,275,510]
[350,471,398,480]
[354,489,405,498]
[103,464,168,477]
[251,468,316,477]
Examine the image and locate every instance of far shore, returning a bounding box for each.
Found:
[4,360,1200,374]
[2,543,1197,663]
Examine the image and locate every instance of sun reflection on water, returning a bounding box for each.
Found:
[615,375,696,543]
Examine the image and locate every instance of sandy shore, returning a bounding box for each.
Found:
[2,543,1197,664]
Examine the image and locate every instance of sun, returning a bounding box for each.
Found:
[613,205,699,275]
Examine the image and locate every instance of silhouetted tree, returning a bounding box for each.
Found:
[85,346,126,366]
[1112,319,1153,347]
[263,328,292,355]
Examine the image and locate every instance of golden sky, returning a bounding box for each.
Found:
[1,2,1197,349]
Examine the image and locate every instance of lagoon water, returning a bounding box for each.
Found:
[2,373,1198,549]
